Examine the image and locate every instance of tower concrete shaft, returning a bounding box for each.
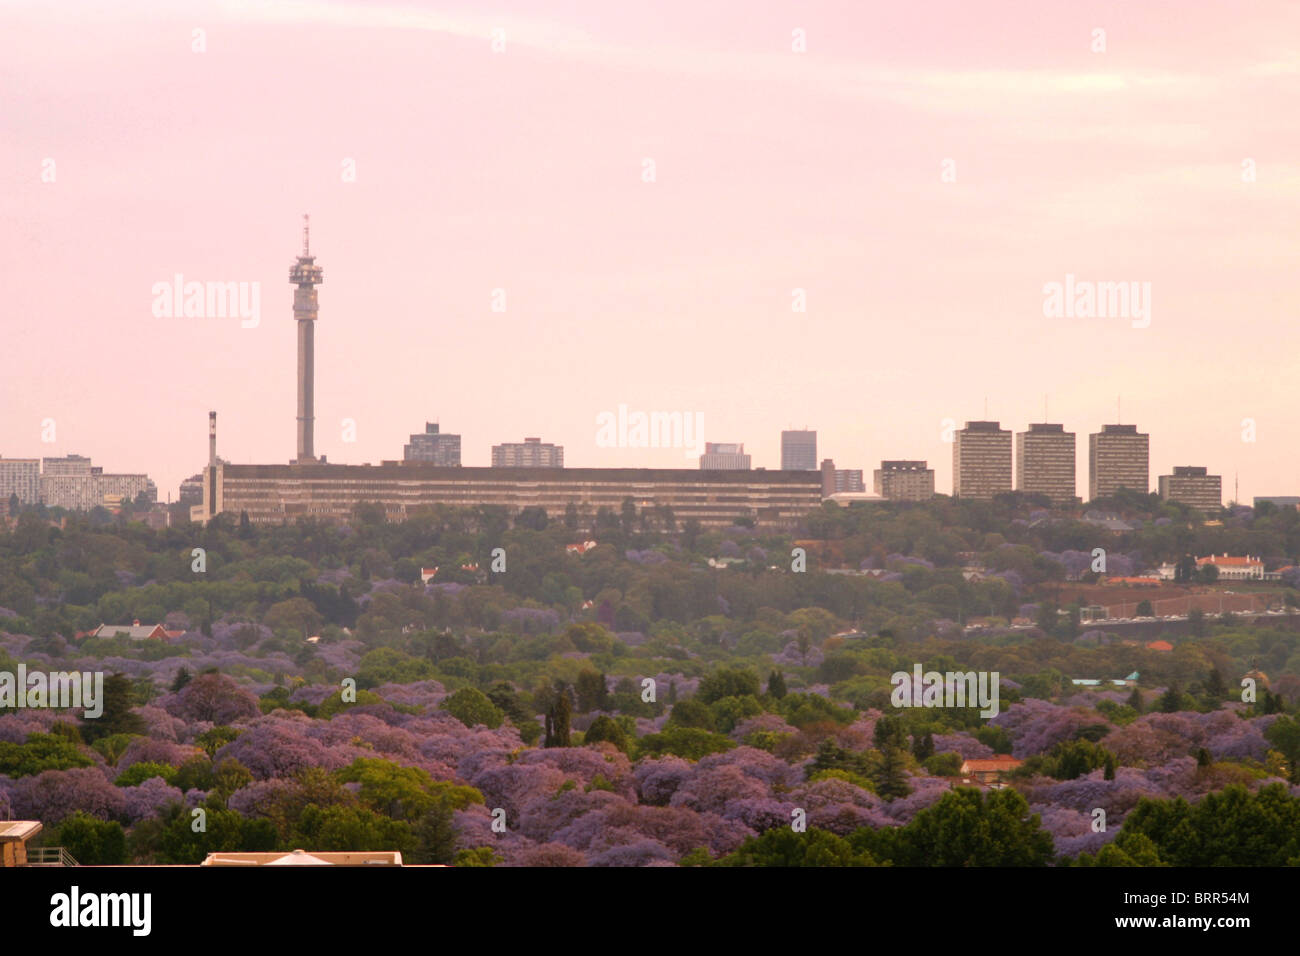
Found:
[289,216,323,464]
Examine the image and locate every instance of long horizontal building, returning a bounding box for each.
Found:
[194,463,823,528]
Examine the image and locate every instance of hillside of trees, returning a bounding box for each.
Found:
[2,496,1299,865]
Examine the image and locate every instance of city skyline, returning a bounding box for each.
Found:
[4,0,1298,504]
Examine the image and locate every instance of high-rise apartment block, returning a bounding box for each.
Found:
[492,437,563,468]
[21,455,157,511]
[404,423,461,467]
[179,474,205,506]
[873,460,935,500]
[1015,423,1076,504]
[953,422,1012,499]
[699,443,751,470]
[1159,466,1221,514]
[0,458,41,506]
[1089,424,1149,501]
[41,454,93,476]
[781,430,817,471]
[820,459,864,496]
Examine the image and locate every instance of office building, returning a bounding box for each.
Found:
[0,458,41,506]
[953,421,1012,499]
[1015,423,1076,504]
[873,460,936,501]
[781,430,817,471]
[1089,424,1149,501]
[1159,466,1221,514]
[699,443,751,470]
[1254,496,1300,510]
[404,423,461,466]
[491,437,563,468]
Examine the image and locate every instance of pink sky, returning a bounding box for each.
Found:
[3,0,1298,503]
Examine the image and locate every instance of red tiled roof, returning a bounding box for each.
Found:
[1146,640,1174,651]
[960,756,1022,772]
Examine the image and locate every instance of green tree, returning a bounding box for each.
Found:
[912,731,935,761]
[545,692,572,748]
[82,673,145,742]
[55,812,127,865]
[697,667,761,705]
[115,761,179,787]
[871,788,1054,866]
[0,733,95,777]
[195,726,242,758]
[453,846,502,867]
[874,744,911,801]
[1203,667,1228,702]
[158,800,277,864]
[583,715,629,752]
[574,670,609,713]
[264,596,324,638]
[717,827,878,867]
[667,698,716,731]
[709,695,764,735]
[1126,687,1144,715]
[1158,681,1186,713]
[211,757,254,799]
[1118,784,1300,866]
[291,804,415,855]
[1135,600,1154,618]
[441,687,505,729]
[335,758,480,821]
[1264,715,1300,783]
[635,726,734,761]
[767,670,788,699]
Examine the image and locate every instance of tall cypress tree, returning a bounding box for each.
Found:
[912,731,935,761]
[83,673,145,742]
[545,693,571,748]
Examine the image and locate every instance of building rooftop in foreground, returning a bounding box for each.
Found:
[202,849,404,866]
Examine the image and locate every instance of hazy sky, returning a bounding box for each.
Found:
[4,0,1298,503]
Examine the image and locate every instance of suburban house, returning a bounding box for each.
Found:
[959,755,1023,786]
[82,620,180,641]
[1196,554,1278,581]
[1071,671,1140,688]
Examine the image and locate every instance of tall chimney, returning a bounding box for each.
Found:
[208,411,217,468]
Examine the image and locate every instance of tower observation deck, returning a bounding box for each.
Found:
[290,215,323,464]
